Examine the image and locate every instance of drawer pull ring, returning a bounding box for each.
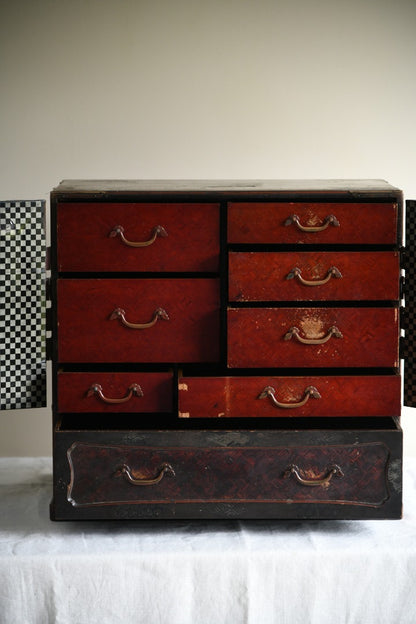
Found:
[283,464,344,487]
[118,463,175,486]
[284,214,340,232]
[286,266,342,286]
[87,383,143,404]
[110,307,169,329]
[109,224,168,247]
[284,325,343,344]
[258,385,321,409]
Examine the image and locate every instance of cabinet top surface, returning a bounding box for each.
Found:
[52,179,401,199]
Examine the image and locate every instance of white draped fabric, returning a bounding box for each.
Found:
[1,457,416,624]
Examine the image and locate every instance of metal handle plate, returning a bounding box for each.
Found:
[87,383,143,404]
[109,225,168,247]
[283,464,344,487]
[284,214,340,232]
[258,385,321,409]
[117,463,175,486]
[286,266,342,286]
[284,325,343,345]
[110,307,169,329]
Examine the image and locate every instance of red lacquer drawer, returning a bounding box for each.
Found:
[227,307,399,368]
[57,202,220,272]
[64,439,390,507]
[178,375,401,418]
[228,202,398,245]
[57,278,220,363]
[58,372,173,413]
[229,251,400,302]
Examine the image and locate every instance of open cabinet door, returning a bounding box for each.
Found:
[0,200,47,409]
[404,199,416,407]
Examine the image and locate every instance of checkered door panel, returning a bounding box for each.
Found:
[0,201,47,409]
[404,199,416,407]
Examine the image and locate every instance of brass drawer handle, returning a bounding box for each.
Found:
[284,325,343,345]
[286,266,342,286]
[110,306,169,329]
[117,463,175,486]
[258,385,321,409]
[284,214,340,232]
[283,464,344,487]
[109,224,168,247]
[87,383,143,404]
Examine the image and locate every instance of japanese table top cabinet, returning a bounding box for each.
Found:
[50,179,416,521]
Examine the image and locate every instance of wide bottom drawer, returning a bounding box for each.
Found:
[52,421,402,520]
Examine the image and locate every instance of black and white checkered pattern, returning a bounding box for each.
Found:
[0,200,47,409]
[404,199,416,407]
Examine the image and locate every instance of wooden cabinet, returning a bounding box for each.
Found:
[50,180,411,521]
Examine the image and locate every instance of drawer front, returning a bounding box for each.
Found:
[229,251,400,302]
[227,307,399,368]
[178,375,401,418]
[57,202,220,272]
[58,372,173,413]
[228,202,398,245]
[64,439,390,507]
[57,278,220,363]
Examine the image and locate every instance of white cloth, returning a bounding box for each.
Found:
[1,457,416,624]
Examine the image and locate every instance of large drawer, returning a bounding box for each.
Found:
[58,371,173,413]
[57,202,220,272]
[57,278,220,363]
[51,423,402,520]
[228,251,400,302]
[178,375,401,418]
[227,307,399,368]
[228,202,398,245]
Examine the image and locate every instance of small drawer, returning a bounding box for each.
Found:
[178,375,401,418]
[51,424,402,519]
[229,251,400,302]
[57,278,220,363]
[58,371,173,413]
[57,202,220,272]
[228,202,398,245]
[227,307,399,368]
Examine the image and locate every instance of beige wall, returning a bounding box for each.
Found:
[1,0,416,456]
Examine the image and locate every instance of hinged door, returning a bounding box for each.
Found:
[0,200,47,409]
[404,199,416,406]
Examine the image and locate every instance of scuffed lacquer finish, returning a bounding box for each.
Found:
[178,375,401,418]
[66,441,390,507]
[228,202,398,245]
[58,278,220,363]
[58,371,173,413]
[227,307,399,368]
[57,202,220,272]
[229,251,399,302]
